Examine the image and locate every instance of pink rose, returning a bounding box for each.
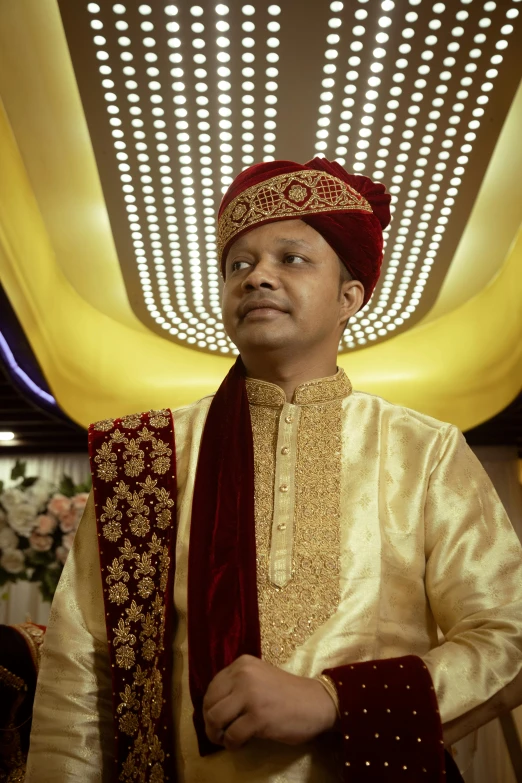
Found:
[48,494,72,522]
[36,514,57,536]
[56,546,68,565]
[29,532,53,552]
[62,531,76,551]
[72,493,89,514]
[59,509,78,533]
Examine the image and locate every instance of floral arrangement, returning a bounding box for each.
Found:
[0,460,91,602]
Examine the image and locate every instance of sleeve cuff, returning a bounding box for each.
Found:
[323,655,451,782]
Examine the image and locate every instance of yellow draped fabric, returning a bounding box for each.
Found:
[1,44,522,429]
[27,373,522,782]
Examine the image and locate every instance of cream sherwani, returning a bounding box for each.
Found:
[27,371,522,782]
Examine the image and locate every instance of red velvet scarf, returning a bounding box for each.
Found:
[188,358,261,755]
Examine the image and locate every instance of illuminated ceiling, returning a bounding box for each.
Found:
[0,0,521,432]
[58,0,522,356]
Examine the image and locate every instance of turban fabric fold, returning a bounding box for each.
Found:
[217,157,391,305]
[188,161,390,756]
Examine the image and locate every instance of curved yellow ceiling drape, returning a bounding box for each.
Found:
[1,91,521,431]
[0,0,521,432]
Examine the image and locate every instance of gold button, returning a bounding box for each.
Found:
[281,446,290,455]
[279,484,289,492]
[277,523,286,531]
[285,415,293,424]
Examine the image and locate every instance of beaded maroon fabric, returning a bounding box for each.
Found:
[89,409,177,782]
[324,655,464,781]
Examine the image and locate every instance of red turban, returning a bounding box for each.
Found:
[217,157,391,306]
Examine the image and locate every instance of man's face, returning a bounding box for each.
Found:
[221,219,363,357]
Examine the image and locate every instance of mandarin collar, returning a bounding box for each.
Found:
[245,368,352,407]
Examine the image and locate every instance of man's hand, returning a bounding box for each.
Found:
[203,654,337,751]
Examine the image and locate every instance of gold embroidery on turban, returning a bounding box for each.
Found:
[218,169,373,261]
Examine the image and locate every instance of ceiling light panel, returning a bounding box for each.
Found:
[61,1,522,354]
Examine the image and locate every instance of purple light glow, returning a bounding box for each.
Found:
[0,330,57,407]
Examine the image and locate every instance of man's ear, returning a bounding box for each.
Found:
[339,279,364,329]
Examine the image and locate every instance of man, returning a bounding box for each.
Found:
[27,158,522,782]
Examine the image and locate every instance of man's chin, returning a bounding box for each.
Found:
[235,329,291,353]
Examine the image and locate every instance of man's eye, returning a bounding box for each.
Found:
[285,254,305,264]
[231,260,250,272]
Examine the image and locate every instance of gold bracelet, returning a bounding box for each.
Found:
[315,673,341,719]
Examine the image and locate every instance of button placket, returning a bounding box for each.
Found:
[269,402,299,588]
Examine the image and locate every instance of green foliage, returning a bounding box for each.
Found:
[57,473,92,497]
[77,476,92,493]
[58,474,76,498]
[39,565,63,603]
[10,460,26,481]
[25,549,55,569]
[0,565,28,587]
[21,476,39,489]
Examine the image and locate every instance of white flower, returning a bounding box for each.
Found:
[0,527,18,551]
[26,478,54,510]
[0,548,25,574]
[8,502,39,537]
[0,487,24,512]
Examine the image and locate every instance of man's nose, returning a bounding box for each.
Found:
[241,257,279,291]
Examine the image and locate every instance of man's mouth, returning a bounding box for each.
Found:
[240,300,288,319]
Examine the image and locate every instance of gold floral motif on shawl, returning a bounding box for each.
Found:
[88,410,176,783]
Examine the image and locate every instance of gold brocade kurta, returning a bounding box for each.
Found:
[27,371,522,782]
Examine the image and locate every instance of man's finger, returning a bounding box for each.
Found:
[223,713,259,751]
[204,693,245,745]
[203,667,234,713]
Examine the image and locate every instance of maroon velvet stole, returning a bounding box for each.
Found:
[187,358,261,755]
[89,409,177,783]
